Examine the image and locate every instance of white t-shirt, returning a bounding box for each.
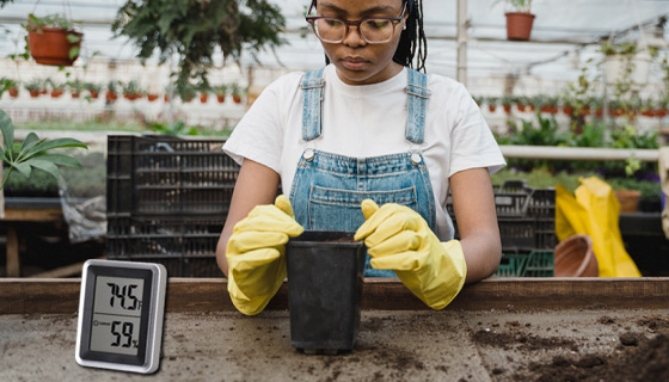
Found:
[223,65,506,240]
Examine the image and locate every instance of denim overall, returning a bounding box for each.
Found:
[289,68,437,277]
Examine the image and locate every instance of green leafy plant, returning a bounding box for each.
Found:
[24,13,83,60]
[150,120,198,136]
[494,0,532,12]
[112,0,287,98]
[23,78,44,94]
[0,109,87,190]
[67,78,86,95]
[607,177,661,199]
[0,77,19,97]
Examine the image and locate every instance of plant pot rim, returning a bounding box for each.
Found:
[505,11,536,18]
[28,26,83,36]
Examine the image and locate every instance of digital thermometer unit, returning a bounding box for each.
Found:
[75,259,167,374]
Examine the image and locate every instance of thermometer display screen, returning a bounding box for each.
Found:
[90,276,145,356]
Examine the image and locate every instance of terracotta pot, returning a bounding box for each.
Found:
[232,95,242,104]
[29,90,40,98]
[147,94,159,102]
[200,94,208,103]
[8,88,19,98]
[216,94,225,103]
[554,234,598,277]
[505,12,535,41]
[614,189,641,213]
[28,27,82,66]
[503,104,512,114]
[89,91,99,99]
[50,90,64,98]
[106,92,118,101]
[488,105,497,112]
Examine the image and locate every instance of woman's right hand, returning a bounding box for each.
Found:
[226,195,304,315]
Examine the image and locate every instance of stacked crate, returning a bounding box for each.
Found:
[107,135,238,277]
[447,180,556,277]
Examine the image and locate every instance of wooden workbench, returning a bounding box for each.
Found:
[1,278,669,381]
[1,197,64,277]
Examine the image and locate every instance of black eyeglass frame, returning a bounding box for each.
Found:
[305,3,408,44]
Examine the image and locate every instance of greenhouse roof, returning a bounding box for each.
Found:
[1,0,668,87]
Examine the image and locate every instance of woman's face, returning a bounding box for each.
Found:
[312,0,407,86]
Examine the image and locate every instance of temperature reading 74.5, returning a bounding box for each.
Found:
[107,282,141,310]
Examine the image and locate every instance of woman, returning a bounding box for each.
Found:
[216,0,505,315]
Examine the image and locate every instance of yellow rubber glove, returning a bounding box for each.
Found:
[226,195,304,315]
[354,199,467,310]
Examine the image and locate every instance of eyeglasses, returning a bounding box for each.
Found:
[305,3,407,44]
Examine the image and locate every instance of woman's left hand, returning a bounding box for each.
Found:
[354,199,467,309]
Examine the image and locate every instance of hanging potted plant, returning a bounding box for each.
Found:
[600,41,651,87]
[24,13,83,67]
[112,0,285,100]
[496,0,535,41]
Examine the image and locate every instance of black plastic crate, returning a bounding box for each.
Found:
[447,180,557,253]
[107,216,224,277]
[107,135,239,217]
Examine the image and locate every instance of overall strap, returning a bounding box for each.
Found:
[299,68,326,141]
[404,69,431,144]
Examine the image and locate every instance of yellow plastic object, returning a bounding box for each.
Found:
[555,176,641,277]
[226,195,304,315]
[354,200,467,310]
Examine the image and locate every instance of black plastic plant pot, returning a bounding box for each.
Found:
[285,231,366,354]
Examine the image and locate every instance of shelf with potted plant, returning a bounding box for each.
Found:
[180,83,197,104]
[67,79,85,99]
[105,80,119,101]
[230,84,245,105]
[485,96,498,113]
[47,79,65,98]
[121,80,144,101]
[199,84,211,104]
[213,85,228,104]
[23,13,83,67]
[1,78,20,98]
[84,82,102,100]
[495,0,536,41]
[23,78,43,98]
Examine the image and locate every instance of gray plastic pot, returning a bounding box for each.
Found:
[285,231,366,354]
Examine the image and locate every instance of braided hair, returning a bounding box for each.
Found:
[314,0,428,72]
[395,0,427,71]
